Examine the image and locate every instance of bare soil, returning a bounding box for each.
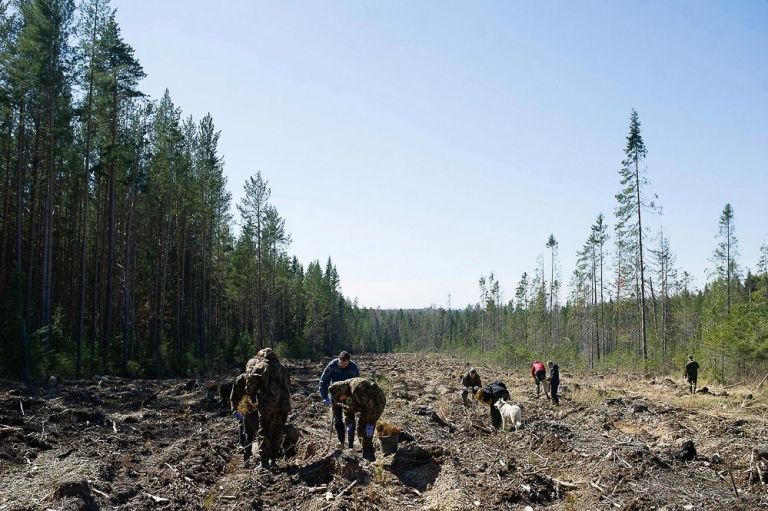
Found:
[2,353,767,510]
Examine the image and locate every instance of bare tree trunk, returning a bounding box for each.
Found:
[102,87,118,374]
[592,254,599,363]
[0,114,14,302]
[15,100,30,380]
[120,189,134,373]
[76,0,99,378]
[635,156,648,366]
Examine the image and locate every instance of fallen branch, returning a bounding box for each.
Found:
[552,478,580,490]
[145,492,169,503]
[756,372,768,391]
[723,380,745,390]
[57,448,76,460]
[429,411,455,431]
[727,463,740,498]
[336,479,358,499]
[470,422,494,434]
[92,487,109,499]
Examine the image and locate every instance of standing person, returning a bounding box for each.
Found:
[531,360,549,398]
[328,377,386,461]
[684,355,700,394]
[547,361,560,405]
[319,351,360,448]
[241,347,292,469]
[461,368,482,407]
[230,352,264,465]
[475,381,510,430]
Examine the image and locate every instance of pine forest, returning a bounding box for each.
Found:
[0,1,766,384]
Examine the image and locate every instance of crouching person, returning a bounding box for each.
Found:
[461,367,482,407]
[328,377,386,461]
[531,360,549,399]
[476,381,510,430]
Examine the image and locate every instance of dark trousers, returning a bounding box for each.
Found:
[461,387,478,406]
[687,377,697,394]
[534,370,547,396]
[240,411,259,461]
[333,403,346,444]
[490,405,502,429]
[259,409,289,465]
[551,381,560,405]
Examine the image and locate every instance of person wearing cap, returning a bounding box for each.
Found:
[461,368,482,407]
[319,351,360,448]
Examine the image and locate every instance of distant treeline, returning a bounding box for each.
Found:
[0,2,765,382]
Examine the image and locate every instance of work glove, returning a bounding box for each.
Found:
[472,386,479,392]
[322,397,332,406]
[233,411,243,421]
[365,424,375,438]
[462,386,468,392]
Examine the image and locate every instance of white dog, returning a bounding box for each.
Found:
[494,398,523,431]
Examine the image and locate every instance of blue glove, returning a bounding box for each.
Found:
[233,411,243,421]
[322,397,332,406]
[365,424,375,438]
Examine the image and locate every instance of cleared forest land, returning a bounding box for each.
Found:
[1,353,767,510]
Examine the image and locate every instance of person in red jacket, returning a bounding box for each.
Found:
[531,360,549,399]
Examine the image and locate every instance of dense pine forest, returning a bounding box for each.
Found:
[0,1,765,382]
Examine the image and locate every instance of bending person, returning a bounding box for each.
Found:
[328,377,386,461]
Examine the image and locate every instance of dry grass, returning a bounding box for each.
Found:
[568,372,768,423]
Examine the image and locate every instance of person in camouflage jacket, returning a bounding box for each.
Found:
[231,348,291,468]
[328,377,386,461]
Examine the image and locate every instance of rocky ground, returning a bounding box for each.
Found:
[1,353,768,511]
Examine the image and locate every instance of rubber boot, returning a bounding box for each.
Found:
[362,444,375,461]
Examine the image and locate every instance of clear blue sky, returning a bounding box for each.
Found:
[112,0,767,309]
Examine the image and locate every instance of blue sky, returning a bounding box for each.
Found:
[111,1,767,309]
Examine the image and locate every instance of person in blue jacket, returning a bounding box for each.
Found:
[319,351,360,447]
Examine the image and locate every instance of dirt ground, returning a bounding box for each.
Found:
[2,353,767,511]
